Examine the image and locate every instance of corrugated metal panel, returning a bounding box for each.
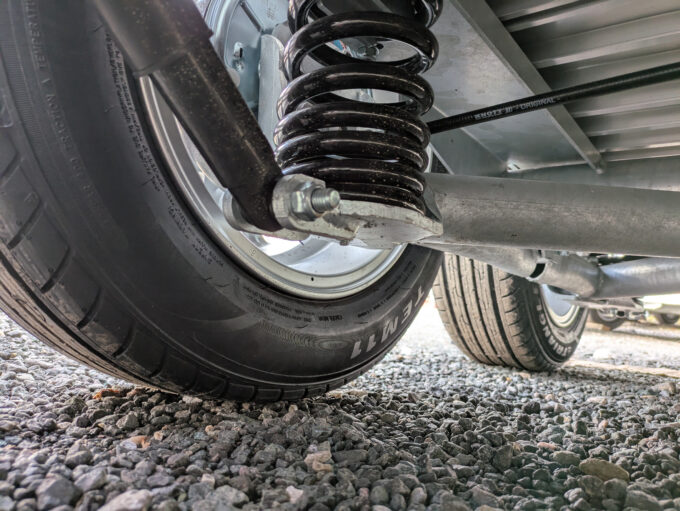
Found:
[488,0,680,162]
[425,1,598,172]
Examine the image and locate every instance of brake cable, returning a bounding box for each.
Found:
[428,62,680,134]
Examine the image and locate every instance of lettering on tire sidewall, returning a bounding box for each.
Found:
[349,285,426,360]
[533,286,582,359]
[234,257,432,363]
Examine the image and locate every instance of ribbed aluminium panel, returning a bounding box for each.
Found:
[488,0,680,162]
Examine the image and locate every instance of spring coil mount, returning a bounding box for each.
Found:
[274,0,442,215]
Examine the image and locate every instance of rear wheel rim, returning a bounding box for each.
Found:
[541,285,580,328]
[661,313,679,324]
[138,0,406,300]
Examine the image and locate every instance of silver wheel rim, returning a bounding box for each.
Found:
[541,285,580,328]
[596,310,620,323]
[138,0,405,300]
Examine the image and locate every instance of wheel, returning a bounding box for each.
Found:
[433,254,587,371]
[655,313,679,326]
[589,310,626,331]
[0,0,441,400]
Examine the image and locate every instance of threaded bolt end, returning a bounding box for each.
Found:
[310,188,341,213]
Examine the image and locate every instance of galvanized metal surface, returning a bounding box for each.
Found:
[257,35,286,147]
[276,170,680,261]
[421,173,680,257]
[596,259,680,300]
[423,243,680,301]
[436,0,604,172]
[508,156,680,190]
[271,176,443,248]
[425,1,591,173]
[423,245,602,298]
[489,0,680,165]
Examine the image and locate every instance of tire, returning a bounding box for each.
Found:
[589,310,626,331]
[655,313,679,326]
[0,0,441,400]
[433,254,587,371]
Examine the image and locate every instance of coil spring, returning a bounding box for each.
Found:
[274,0,442,215]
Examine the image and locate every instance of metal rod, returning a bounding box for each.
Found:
[427,62,680,135]
[421,174,680,257]
[426,245,680,301]
[423,245,602,297]
[595,259,680,300]
[94,0,283,231]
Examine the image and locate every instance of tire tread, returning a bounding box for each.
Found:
[433,254,584,371]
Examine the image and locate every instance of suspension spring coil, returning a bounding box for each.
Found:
[274,0,442,215]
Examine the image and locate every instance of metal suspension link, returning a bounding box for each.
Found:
[93,0,284,231]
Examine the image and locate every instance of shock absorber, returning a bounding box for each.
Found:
[274,0,443,216]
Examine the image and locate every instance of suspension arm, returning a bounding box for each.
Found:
[419,174,680,258]
[415,175,680,300]
[93,0,283,231]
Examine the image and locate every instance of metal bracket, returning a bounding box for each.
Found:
[223,194,307,242]
[272,176,443,249]
[226,175,443,248]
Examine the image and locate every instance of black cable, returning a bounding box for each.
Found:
[428,62,680,135]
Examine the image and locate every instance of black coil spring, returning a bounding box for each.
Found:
[274,0,442,214]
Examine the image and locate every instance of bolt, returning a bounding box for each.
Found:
[289,186,341,220]
[232,42,245,72]
[358,43,382,58]
[310,188,341,213]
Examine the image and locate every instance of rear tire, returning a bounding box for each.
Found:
[0,0,441,400]
[655,313,679,326]
[433,254,587,371]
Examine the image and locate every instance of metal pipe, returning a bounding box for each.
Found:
[94,0,283,231]
[428,62,680,135]
[505,158,680,192]
[424,245,539,278]
[426,244,680,301]
[595,259,680,299]
[423,174,680,257]
[421,244,602,298]
[533,254,601,298]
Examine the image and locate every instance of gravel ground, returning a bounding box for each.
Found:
[2,298,680,511]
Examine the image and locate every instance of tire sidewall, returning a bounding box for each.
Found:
[529,283,587,365]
